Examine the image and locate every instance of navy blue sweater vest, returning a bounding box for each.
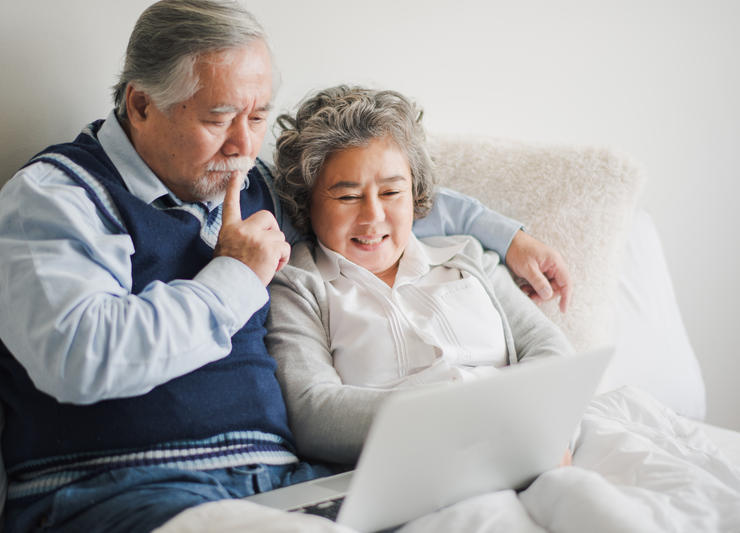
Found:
[0,121,294,470]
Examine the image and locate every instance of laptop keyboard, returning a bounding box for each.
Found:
[292,496,345,521]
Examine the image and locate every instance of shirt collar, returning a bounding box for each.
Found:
[96,110,248,211]
[315,241,344,282]
[394,234,468,285]
[415,234,469,266]
[97,110,176,206]
[315,233,467,285]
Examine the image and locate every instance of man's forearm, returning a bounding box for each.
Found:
[412,187,521,257]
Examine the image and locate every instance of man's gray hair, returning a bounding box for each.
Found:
[113,0,269,119]
[273,85,437,237]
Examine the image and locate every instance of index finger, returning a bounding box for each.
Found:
[555,271,572,313]
[525,261,554,302]
[221,171,243,224]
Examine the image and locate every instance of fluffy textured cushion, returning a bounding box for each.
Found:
[429,135,645,353]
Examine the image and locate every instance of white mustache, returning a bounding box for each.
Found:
[205,158,255,173]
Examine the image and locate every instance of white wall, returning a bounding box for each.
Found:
[2,1,739,429]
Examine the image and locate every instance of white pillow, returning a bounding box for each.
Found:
[601,210,706,419]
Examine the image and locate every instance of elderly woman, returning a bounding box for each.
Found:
[267,86,573,465]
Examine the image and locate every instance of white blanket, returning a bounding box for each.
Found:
[156,387,740,533]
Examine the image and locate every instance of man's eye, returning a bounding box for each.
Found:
[338,195,361,201]
[208,121,228,127]
[382,190,400,196]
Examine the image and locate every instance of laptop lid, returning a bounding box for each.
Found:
[245,348,613,531]
[337,347,613,531]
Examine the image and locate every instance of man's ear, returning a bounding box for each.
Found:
[125,84,151,127]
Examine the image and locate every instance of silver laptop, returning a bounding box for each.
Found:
[246,347,613,532]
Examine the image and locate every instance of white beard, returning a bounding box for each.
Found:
[192,157,255,204]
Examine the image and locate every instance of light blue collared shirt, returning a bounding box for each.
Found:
[0,111,520,404]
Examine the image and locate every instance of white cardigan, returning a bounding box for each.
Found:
[266,235,573,465]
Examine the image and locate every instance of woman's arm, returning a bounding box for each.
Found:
[266,262,391,465]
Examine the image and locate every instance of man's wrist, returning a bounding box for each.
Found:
[195,256,269,327]
[467,209,523,259]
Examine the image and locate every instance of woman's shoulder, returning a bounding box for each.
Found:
[272,239,323,289]
[287,239,318,268]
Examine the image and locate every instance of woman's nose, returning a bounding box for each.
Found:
[358,196,385,224]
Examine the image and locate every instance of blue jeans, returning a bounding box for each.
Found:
[4,461,337,533]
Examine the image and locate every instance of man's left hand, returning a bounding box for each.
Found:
[505,230,571,313]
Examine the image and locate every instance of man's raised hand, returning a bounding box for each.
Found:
[214,172,290,286]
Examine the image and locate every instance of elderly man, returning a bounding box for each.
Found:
[0,1,570,531]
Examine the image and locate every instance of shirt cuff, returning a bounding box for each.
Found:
[194,256,269,328]
[467,210,523,261]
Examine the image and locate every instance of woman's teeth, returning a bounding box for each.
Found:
[354,236,384,245]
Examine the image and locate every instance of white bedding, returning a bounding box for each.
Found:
[702,423,740,466]
[156,387,740,533]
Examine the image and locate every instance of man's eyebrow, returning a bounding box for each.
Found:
[209,103,273,114]
[209,105,239,114]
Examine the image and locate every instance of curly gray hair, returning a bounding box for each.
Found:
[113,0,272,120]
[273,85,437,237]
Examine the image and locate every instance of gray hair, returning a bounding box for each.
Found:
[273,85,437,237]
[113,0,272,119]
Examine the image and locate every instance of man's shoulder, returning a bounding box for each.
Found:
[3,128,129,235]
[2,158,102,211]
[7,159,70,189]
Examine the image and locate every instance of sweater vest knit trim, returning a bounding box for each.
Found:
[0,120,296,500]
[7,430,296,500]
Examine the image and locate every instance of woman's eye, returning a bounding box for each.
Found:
[382,190,400,197]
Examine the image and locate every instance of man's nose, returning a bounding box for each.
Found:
[222,116,252,157]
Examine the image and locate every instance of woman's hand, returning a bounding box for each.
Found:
[560,448,573,466]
